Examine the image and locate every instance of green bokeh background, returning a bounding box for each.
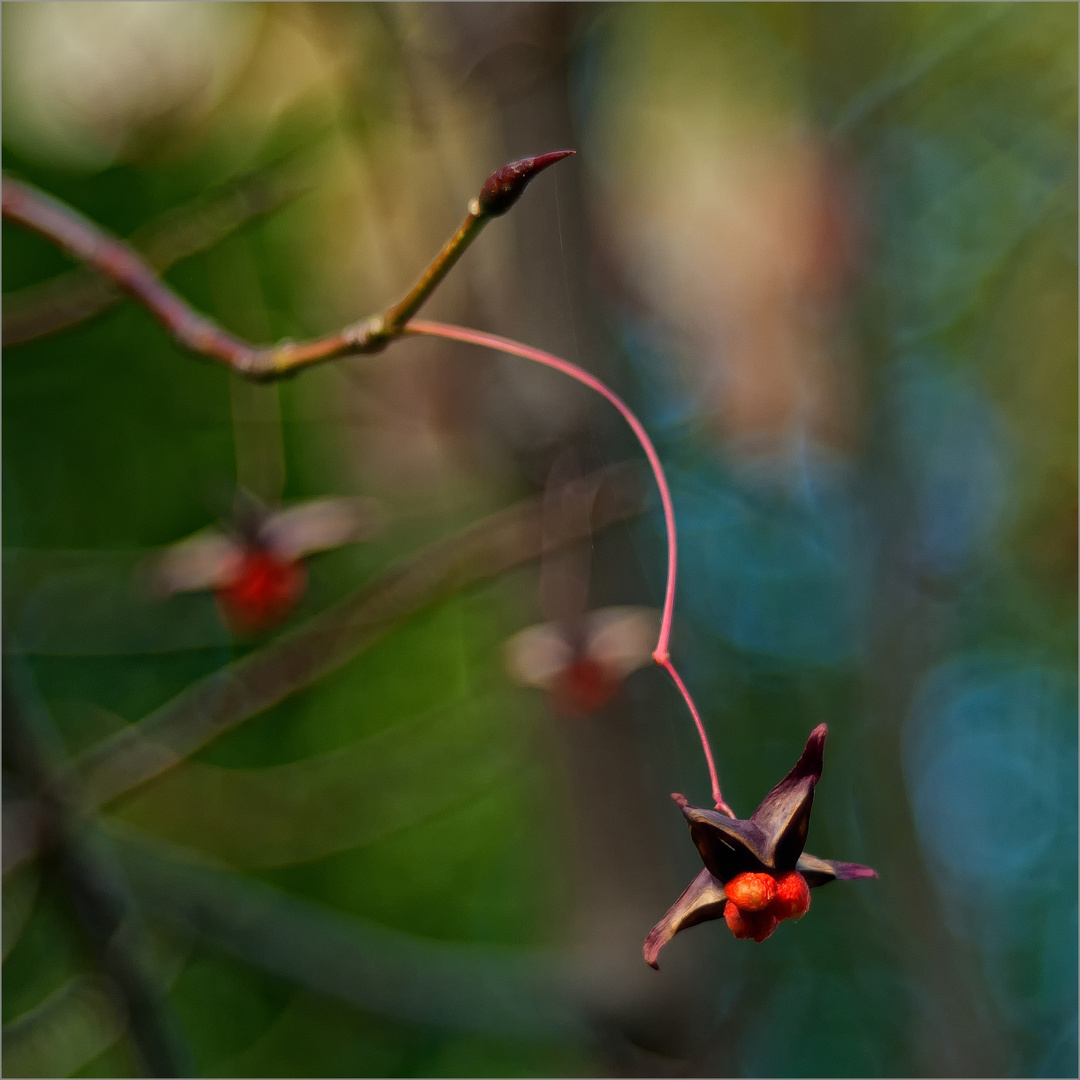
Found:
[3,4,1076,1077]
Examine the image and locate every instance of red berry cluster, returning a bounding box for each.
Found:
[723,870,811,942]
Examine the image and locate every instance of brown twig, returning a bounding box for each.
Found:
[55,462,644,812]
[2,151,573,379]
[3,157,316,348]
[3,647,194,1078]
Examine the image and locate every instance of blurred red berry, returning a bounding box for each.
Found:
[550,656,621,716]
[215,550,306,634]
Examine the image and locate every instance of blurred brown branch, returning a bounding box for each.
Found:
[3,156,315,347]
[112,827,588,1041]
[2,152,572,378]
[61,463,645,812]
[3,648,194,1078]
[105,692,525,870]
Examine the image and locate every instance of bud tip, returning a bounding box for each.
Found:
[477,150,576,217]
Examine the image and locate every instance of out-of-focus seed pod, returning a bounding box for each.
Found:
[147,493,379,635]
[503,606,659,717]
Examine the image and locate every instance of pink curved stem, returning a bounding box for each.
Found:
[409,321,678,660]
[657,656,732,816]
[406,318,733,815]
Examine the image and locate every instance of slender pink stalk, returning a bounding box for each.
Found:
[407,318,734,815]
[657,656,732,816]
[409,321,677,656]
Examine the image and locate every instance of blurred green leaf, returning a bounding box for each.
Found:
[109,690,525,868]
[2,976,125,1079]
[2,863,40,961]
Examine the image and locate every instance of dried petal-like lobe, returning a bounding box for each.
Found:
[643,867,727,969]
[725,902,778,942]
[796,852,878,888]
[261,497,380,561]
[585,606,660,678]
[153,530,244,594]
[773,871,811,919]
[678,800,771,881]
[477,151,575,217]
[750,723,826,871]
[725,872,777,912]
[504,622,573,690]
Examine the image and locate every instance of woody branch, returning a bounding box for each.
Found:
[3,154,315,347]
[3,148,733,815]
[1,151,573,380]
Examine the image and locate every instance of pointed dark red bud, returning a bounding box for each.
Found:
[477,150,575,217]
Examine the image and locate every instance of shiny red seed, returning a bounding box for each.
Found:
[725,872,778,912]
[772,870,811,920]
[751,912,779,942]
[724,901,778,942]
